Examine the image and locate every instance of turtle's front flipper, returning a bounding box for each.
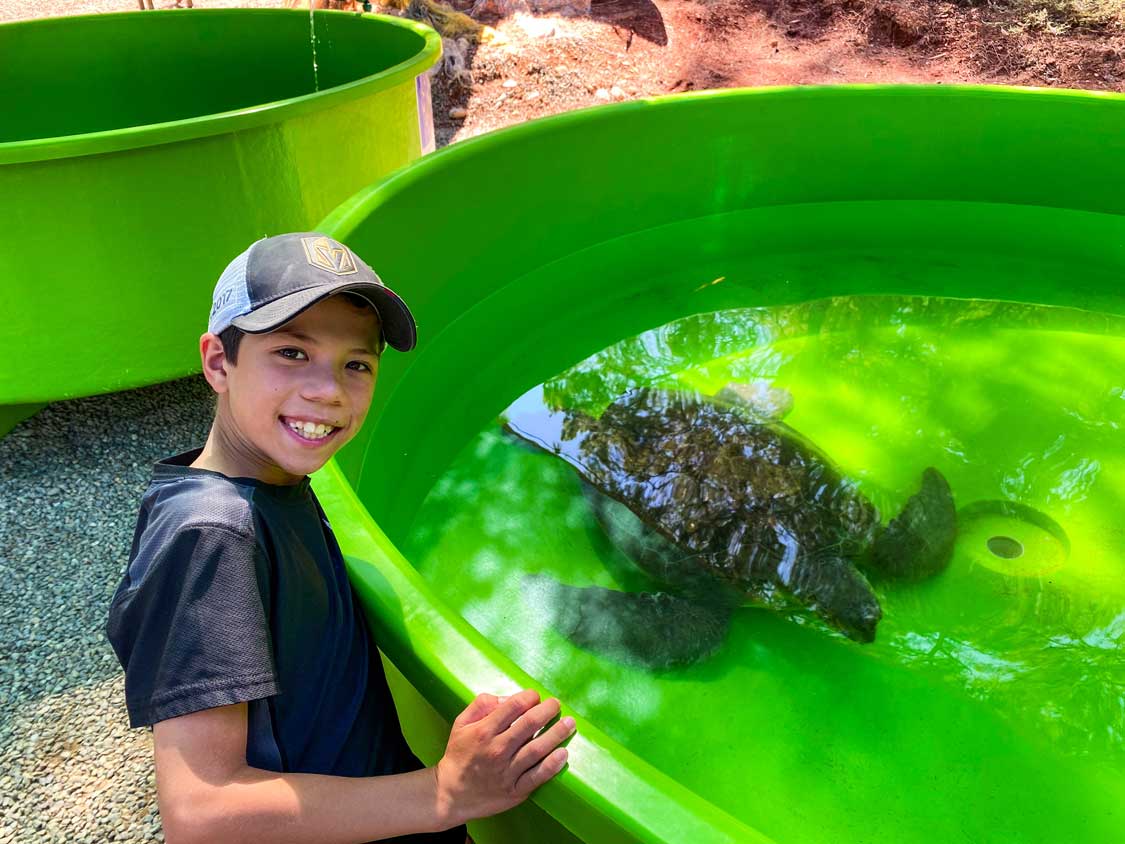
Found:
[584,484,740,602]
[869,467,957,580]
[523,575,733,670]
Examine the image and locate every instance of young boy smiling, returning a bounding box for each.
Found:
[106,233,573,843]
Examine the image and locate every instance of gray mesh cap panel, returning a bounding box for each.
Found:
[207,246,254,335]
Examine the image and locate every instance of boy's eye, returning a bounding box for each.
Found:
[274,348,373,371]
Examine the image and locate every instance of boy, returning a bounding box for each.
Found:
[106,233,574,843]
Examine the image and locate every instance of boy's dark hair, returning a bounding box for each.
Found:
[218,292,382,365]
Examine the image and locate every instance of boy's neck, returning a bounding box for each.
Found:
[191,420,306,486]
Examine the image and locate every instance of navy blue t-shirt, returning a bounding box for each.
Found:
[106,448,464,841]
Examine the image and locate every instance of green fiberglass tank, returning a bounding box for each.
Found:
[312,86,1125,844]
[0,8,439,436]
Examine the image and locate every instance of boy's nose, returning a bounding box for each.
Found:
[300,367,346,404]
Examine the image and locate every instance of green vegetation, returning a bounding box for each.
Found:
[989,0,1125,33]
[1016,1,1122,33]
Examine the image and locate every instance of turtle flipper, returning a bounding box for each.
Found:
[869,467,957,580]
[584,484,740,602]
[523,575,733,670]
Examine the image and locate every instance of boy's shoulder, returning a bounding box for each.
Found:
[139,447,258,541]
[130,445,322,573]
[108,448,285,729]
[113,448,265,597]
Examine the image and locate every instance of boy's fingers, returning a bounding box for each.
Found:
[455,693,500,727]
[500,698,561,754]
[510,715,575,776]
[480,689,540,736]
[514,747,569,797]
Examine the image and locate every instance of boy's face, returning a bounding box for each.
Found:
[217,294,382,484]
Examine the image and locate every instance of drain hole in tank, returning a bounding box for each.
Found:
[987,536,1024,559]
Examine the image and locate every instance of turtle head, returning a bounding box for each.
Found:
[788,554,884,643]
[827,587,883,644]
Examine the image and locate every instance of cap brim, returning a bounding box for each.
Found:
[231,281,417,352]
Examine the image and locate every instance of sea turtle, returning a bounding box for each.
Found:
[505,385,957,669]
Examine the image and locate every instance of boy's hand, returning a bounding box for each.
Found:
[432,689,575,826]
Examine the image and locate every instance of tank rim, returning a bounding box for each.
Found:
[0,9,441,165]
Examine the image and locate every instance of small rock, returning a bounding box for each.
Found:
[610,85,625,99]
[526,90,541,101]
[594,88,611,101]
[448,107,468,120]
[502,78,518,88]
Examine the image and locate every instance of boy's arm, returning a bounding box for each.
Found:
[154,690,574,844]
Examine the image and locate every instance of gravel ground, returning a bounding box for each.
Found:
[0,378,216,842]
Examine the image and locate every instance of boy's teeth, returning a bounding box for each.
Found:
[287,419,334,439]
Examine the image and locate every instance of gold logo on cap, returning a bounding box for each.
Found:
[302,236,358,276]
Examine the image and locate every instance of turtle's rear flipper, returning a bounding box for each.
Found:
[869,467,957,581]
[523,575,733,670]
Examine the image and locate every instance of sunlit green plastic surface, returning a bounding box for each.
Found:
[0,8,439,422]
[314,85,1125,843]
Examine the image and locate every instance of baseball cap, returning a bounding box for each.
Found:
[207,232,417,352]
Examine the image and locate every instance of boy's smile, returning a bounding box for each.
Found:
[195,294,382,485]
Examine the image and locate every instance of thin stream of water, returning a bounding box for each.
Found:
[309,7,320,93]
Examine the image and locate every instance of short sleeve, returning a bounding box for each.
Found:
[106,524,279,728]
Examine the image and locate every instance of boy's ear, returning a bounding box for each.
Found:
[199,333,231,394]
